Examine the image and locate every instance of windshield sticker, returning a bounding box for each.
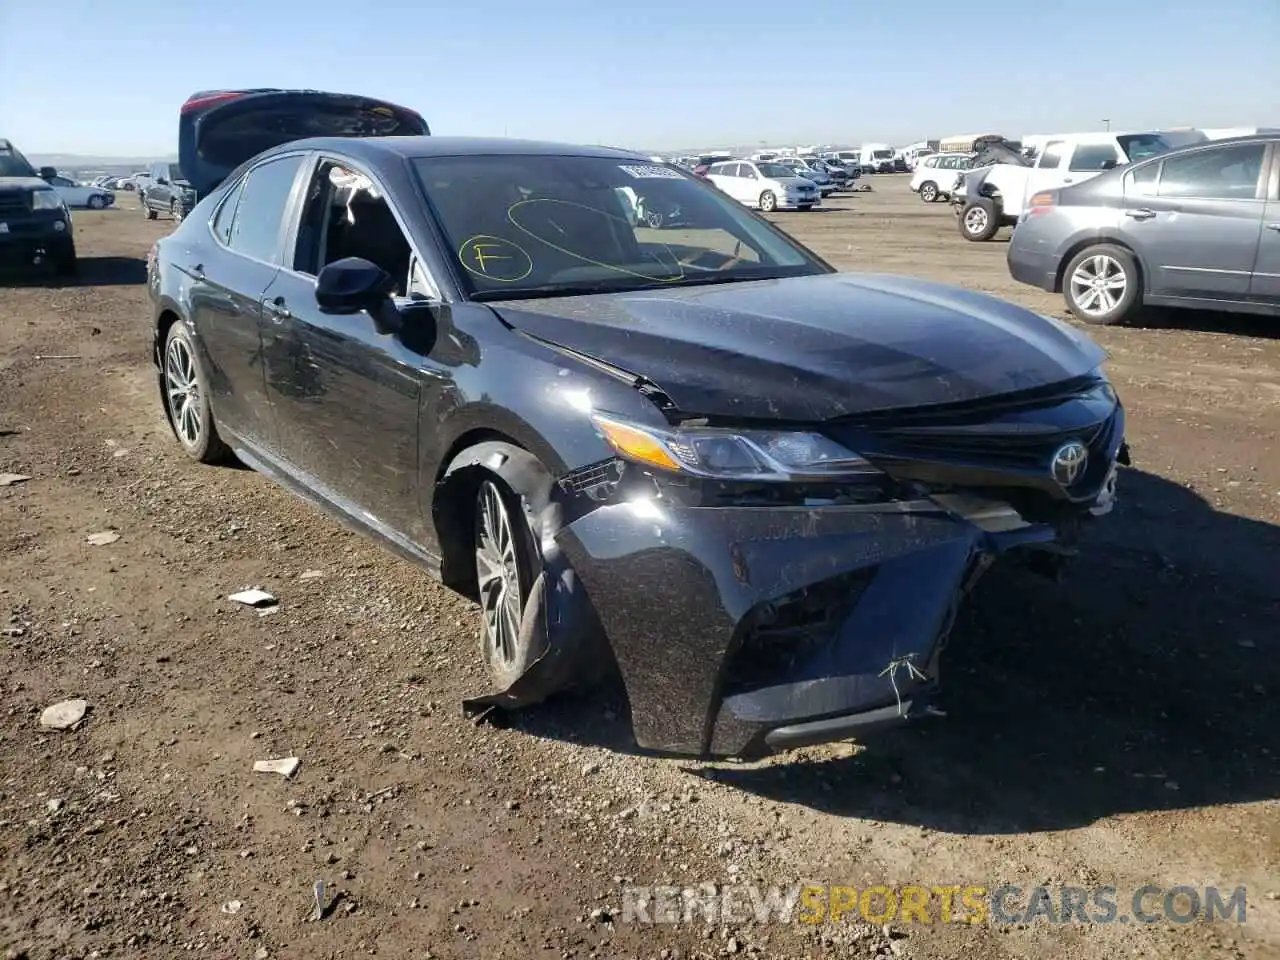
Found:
[506,198,685,283]
[618,164,684,180]
[458,235,534,283]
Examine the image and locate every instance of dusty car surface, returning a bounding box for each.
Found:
[147,93,1128,759]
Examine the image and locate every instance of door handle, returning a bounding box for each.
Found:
[262,296,292,322]
[1267,223,1280,232]
[1061,178,1074,184]
[1124,208,1157,221]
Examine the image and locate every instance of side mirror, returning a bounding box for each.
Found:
[156,177,169,185]
[39,166,57,181]
[1099,159,1118,171]
[315,257,396,314]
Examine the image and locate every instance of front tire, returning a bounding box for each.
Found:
[1063,244,1141,326]
[170,199,183,223]
[163,323,229,463]
[758,190,777,213]
[959,198,1001,241]
[919,182,938,203]
[51,240,78,280]
[474,477,544,690]
[87,195,104,210]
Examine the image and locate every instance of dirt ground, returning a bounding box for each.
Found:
[1,178,1277,960]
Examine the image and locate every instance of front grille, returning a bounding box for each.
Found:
[0,194,29,217]
[881,422,1107,471]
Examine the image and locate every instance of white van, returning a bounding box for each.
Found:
[859,143,895,174]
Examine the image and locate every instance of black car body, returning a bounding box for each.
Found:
[0,139,76,276]
[147,92,1127,759]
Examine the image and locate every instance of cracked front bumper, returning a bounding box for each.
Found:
[555,496,1065,758]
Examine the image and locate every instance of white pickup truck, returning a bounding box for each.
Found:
[952,130,1207,241]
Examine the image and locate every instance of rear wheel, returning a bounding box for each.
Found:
[758,190,777,213]
[87,195,104,210]
[959,198,1001,241]
[474,477,544,689]
[163,323,229,463]
[170,199,183,223]
[919,182,938,203]
[1063,244,1141,326]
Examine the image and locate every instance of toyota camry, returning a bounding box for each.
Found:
[147,89,1128,758]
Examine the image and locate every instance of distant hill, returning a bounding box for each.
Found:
[28,153,176,168]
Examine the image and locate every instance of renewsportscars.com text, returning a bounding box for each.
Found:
[620,883,1249,926]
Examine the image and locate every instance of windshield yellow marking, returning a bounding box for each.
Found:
[457,235,533,282]
[505,198,685,283]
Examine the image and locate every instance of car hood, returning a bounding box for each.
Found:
[494,273,1107,421]
[770,176,818,189]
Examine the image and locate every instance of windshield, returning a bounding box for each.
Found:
[412,154,827,301]
[1116,133,1174,162]
[0,142,37,178]
[756,162,798,179]
[873,149,893,159]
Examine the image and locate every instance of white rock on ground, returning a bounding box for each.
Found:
[40,698,88,730]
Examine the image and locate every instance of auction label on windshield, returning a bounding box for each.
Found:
[619,164,684,179]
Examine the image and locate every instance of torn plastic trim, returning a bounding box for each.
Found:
[439,441,611,721]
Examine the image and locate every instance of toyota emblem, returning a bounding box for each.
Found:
[1050,440,1089,486]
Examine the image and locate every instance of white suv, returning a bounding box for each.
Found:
[705,160,821,212]
[910,153,971,202]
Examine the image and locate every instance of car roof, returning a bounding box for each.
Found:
[265,135,652,163]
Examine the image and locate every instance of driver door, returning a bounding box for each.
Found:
[260,154,442,547]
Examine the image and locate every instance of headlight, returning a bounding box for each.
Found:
[31,189,64,211]
[591,414,880,481]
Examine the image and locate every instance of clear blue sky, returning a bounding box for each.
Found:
[2,0,1276,156]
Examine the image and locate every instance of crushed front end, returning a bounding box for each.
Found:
[554,371,1126,758]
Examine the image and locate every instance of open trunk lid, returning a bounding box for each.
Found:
[178,88,429,199]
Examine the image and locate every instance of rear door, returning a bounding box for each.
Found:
[1248,141,1280,300]
[187,152,310,449]
[1121,141,1267,299]
[178,89,429,200]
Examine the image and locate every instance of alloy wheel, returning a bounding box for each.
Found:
[963,206,989,235]
[476,481,523,668]
[164,336,201,447]
[1069,254,1127,317]
[921,183,937,202]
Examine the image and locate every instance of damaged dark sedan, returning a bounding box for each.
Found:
[147,90,1128,759]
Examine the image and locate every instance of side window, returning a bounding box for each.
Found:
[1126,162,1160,198]
[1157,143,1267,201]
[1070,144,1120,172]
[1037,142,1066,168]
[52,176,74,187]
[742,164,758,179]
[923,156,937,168]
[227,154,306,263]
[211,178,245,246]
[292,159,414,297]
